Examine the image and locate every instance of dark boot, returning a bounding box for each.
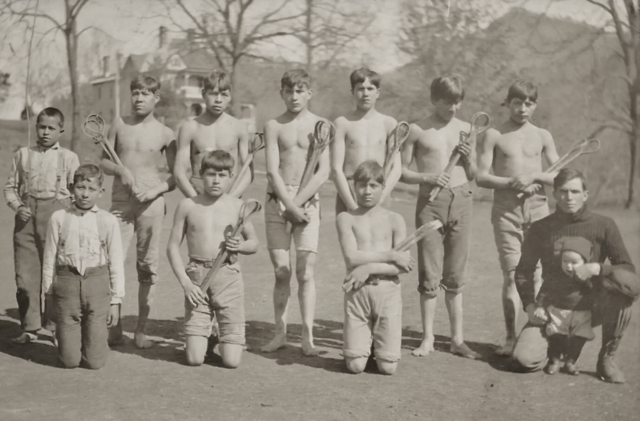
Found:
[544,335,563,375]
[562,336,586,376]
[597,338,625,384]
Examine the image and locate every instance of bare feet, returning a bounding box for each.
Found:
[11,332,37,344]
[411,335,435,357]
[495,338,515,356]
[450,342,481,360]
[260,335,287,353]
[134,332,156,349]
[301,340,319,357]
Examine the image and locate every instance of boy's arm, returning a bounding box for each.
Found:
[100,117,122,176]
[476,129,511,190]
[336,213,402,270]
[538,130,559,185]
[293,134,330,206]
[106,215,125,305]
[238,220,259,254]
[161,127,177,192]
[166,200,191,288]
[458,135,477,181]
[228,122,251,198]
[381,117,402,201]
[330,118,358,211]
[4,150,24,212]
[65,152,80,192]
[174,120,198,198]
[42,213,61,296]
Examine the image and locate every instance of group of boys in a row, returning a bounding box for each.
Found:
[5,67,637,383]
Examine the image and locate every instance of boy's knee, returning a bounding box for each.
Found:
[377,360,397,376]
[82,358,107,370]
[222,355,242,369]
[274,265,291,282]
[345,357,367,374]
[58,355,81,369]
[295,267,314,284]
[185,350,205,366]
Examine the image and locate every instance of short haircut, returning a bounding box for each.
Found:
[554,168,587,191]
[504,80,537,104]
[200,150,235,175]
[130,74,161,94]
[350,67,381,90]
[73,164,104,186]
[202,70,231,93]
[353,160,385,186]
[430,74,465,103]
[281,69,311,90]
[36,107,65,128]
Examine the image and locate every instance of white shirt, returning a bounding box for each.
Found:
[42,205,125,304]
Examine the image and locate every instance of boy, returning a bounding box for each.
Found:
[101,74,176,349]
[331,67,400,214]
[400,75,479,359]
[4,107,80,344]
[534,236,595,375]
[174,70,251,198]
[337,160,413,375]
[42,164,124,369]
[167,150,258,368]
[476,80,559,355]
[260,69,330,356]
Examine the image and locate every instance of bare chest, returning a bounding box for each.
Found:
[117,125,166,153]
[193,123,238,154]
[345,120,388,151]
[352,215,394,251]
[496,132,543,160]
[277,122,315,152]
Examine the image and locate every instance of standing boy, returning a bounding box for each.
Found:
[4,107,79,343]
[400,75,478,359]
[174,71,250,198]
[42,165,124,369]
[260,69,330,356]
[167,150,258,368]
[476,80,559,355]
[337,160,413,375]
[331,67,400,214]
[100,74,176,348]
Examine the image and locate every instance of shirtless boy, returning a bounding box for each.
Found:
[101,74,176,348]
[400,74,479,359]
[174,71,250,199]
[260,69,330,356]
[476,80,559,356]
[337,160,413,375]
[331,67,400,213]
[167,150,258,368]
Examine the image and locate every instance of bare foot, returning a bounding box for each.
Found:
[450,342,481,360]
[11,332,37,345]
[260,335,287,353]
[301,340,320,357]
[495,338,515,356]
[411,336,435,357]
[134,333,156,349]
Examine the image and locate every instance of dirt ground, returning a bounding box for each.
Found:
[0,174,638,421]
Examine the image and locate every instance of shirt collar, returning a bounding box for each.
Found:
[73,204,100,215]
[35,142,60,151]
[555,204,590,223]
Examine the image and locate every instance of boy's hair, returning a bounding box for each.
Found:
[200,150,235,175]
[430,74,465,103]
[353,160,385,186]
[202,70,231,93]
[73,164,104,186]
[504,80,537,105]
[281,69,311,90]
[350,67,381,90]
[130,74,161,94]
[554,168,587,191]
[36,107,65,128]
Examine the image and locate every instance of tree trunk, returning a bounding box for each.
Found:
[229,63,237,117]
[626,87,638,208]
[305,0,314,111]
[65,20,80,152]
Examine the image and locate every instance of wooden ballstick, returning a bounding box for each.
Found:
[228,132,265,194]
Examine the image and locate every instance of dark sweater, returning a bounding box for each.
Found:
[515,206,638,309]
[536,270,591,311]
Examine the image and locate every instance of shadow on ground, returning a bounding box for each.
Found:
[0,308,58,367]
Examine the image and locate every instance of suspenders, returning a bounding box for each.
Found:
[57,209,110,269]
[20,147,65,201]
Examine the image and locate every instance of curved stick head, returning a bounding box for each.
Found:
[470,112,490,135]
[83,114,106,139]
[579,138,601,154]
[239,199,263,223]
[251,133,266,153]
[314,120,335,147]
[395,121,411,142]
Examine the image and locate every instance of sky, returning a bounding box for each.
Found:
[0,0,611,119]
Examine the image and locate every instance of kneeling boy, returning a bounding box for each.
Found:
[167,150,258,368]
[42,165,124,369]
[336,160,414,375]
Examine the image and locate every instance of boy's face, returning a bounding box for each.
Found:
[36,115,64,148]
[72,178,103,210]
[507,97,537,124]
[131,88,159,116]
[352,78,379,110]
[553,178,588,214]
[561,250,585,277]
[355,178,383,208]
[280,83,312,113]
[433,98,461,122]
[201,168,232,197]
[202,85,231,115]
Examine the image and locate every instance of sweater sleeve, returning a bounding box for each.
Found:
[599,218,638,298]
[515,221,544,308]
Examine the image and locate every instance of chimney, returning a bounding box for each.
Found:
[102,56,109,76]
[159,26,167,49]
[187,29,195,43]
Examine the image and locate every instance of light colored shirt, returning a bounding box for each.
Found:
[42,205,125,305]
[4,143,80,212]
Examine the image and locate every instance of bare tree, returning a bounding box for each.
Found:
[0,72,9,103]
[584,0,640,208]
[162,0,302,111]
[0,0,92,152]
